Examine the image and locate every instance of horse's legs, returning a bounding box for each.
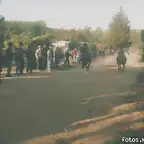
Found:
[118,64,120,70]
[86,62,90,71]
[82,60,85,69]
[123,64,125,69]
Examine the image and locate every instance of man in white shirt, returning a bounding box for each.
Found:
[35,45,42,70]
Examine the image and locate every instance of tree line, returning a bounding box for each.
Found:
[0,7,142,52]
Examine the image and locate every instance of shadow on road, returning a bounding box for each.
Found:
[57,65,77,71]
[25,94,143,144]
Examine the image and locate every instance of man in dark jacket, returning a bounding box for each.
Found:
[0,49,3,82]
[19,48,24,74]
[64,49,72,66]
[14,49,21,75]
[5,42,13,77]
[26,46,33,73]
[19,42,25,74]
[55,47,61,68]
[80,43,92,71]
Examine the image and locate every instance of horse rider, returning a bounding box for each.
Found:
[117,48,129,68]
[81,43,92,71]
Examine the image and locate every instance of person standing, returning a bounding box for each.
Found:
[42,46,47,70]
[19,42,25,74]
[72,48,78,60]
[47,48,53,72]
[14,49,21,75]
[0,49,3,82]
[26,46,33,74]
[55,47,61,68]
[64,49,72,66]
[35,45,42,70]
[81,43,92,71]
[51,47,54,69]
[5,42,13,77]
[19,48,24,75]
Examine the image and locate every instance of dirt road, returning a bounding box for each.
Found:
[0,64,143,144]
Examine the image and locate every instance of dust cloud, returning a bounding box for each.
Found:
[91,47,141,69]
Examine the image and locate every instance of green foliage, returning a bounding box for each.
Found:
[2,20,106,49]
[141,30,144,42]
[108,7,131,49]
[69,39,79,50]
[131,29,141,47]
[30,35,52,51]
[0,15,5,49]
[88,43,97,52]
[0,10,141,52]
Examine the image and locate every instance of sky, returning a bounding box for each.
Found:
[0,0,143,29]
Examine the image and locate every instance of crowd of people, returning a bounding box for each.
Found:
[0,41,97,82]
[1,41,130,82]
[0,42,81,82]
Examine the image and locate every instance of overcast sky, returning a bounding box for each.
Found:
[0,0,142,29]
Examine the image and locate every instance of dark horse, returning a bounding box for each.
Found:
[117,57,127,71]
[116,49,128,71]
[80,43,92,71]
[81,55,92,71]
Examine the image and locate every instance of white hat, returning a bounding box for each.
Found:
[38,45,41,48]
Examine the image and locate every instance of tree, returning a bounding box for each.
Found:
[141,30,144,43]
[95,27,103,41]
[0,15,5,50]
[69,36,79,50]
[108,6,131,49]
[131,29,140,48]
[75,32,88,42]
[2,15,140,52]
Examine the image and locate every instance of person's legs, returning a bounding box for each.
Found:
[36,58,39,70]
[52,57,55,68]
[21,61,24,74]
[15,62,20,75]
[19,61,22,74]
[0,63,2,82]
[57,57,61,68]
[67,58,70,66]
[64,59,67,66]
[86,61,91,71]
[26,61,29,73]
[116,56,119,64]
[54,57,57,68]
[39,58,42,70]
[29,60,33,73]
[82,59,85,69]
[27,60,33,73]
[123,59,127,69]
[55,57,60,68]
[74,54,77,60]
[30,66,32,73]
[0,72,2,82]
[6,60,12,77]
[47,59,51,72]
[41,57,44,70]
[19,60,24,74]
[43,56,47,70]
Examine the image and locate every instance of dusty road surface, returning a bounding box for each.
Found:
[0,63,143,144]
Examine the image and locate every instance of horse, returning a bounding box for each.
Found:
[116,49,128,71]
[117,57,127,71]
[81,53,92,71]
